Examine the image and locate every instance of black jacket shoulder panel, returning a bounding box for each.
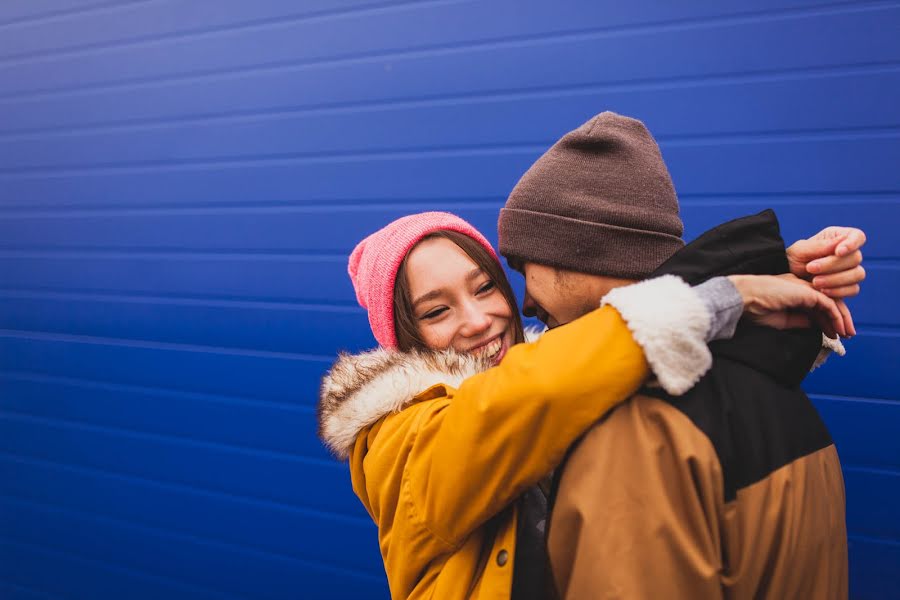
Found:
[646,210,834,501]
[651,209,822,385]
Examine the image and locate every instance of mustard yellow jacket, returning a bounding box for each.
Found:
[319,306,651,599]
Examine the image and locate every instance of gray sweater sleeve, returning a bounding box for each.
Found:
[693,276,744,341]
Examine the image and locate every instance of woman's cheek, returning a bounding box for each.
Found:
[419,322,455,352]
[480,294,512,325]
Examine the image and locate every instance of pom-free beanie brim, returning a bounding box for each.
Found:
[499,207,684,279]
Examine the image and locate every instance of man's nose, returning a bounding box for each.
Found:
[522,292,537,318]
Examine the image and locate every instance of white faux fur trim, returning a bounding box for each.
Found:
[602,275,711,396]
[812,333,847,371]
[318,348,490,460]
[523,326,545,343]
[318,329,546,460]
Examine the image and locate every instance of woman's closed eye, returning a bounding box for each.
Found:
[419,282,494,320]
[476,280,496,294]
[420,306,449,320]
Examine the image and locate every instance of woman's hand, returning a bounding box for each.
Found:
[786,226,866,297]
[786,226,866,337]
[727,273,851,339]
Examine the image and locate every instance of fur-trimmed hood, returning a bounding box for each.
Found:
[318,331,541,460]
[318,346,493,460]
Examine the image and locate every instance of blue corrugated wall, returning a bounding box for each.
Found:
[0,2,897,599]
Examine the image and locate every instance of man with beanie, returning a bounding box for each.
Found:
[497,112,855,598]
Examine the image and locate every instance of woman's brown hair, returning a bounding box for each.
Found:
[392,230,525,352]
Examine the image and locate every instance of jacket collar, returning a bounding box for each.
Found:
[317,330,542,460]
[650,209,822,386]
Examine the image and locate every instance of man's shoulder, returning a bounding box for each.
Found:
[560,393,722,493]
[591,392,716,454]
[635,361,834,501]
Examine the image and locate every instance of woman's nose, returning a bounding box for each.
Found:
[459,302,492,337]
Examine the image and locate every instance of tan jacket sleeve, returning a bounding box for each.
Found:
[402,306,650,548]
[548,395,725,600]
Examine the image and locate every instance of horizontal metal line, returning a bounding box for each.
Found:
[0,451,366,526]
[0,246,362,259]
[853,327,900,337]
[698,190,900,200]
[683,191,900,198]
[0,411,338,467]
[0,328,334,362]
[809,393,900,405]
[0,0,444,64]
[847,533,900,548]
[0,143,548,178]
[0,248,349,259]
[0,369,318,414]
[0,495,384,582]
[0,285,358,308]
[0,193,895,217]
[3,246,895,266]
[660,124,900,146]
[0,233,895,265]
[836,325,900,333]
[0,197,506,216]
[0,581,62,600]
[0,244,364,263]
[0,0,890,103]
[0,288,363,311]
[859,257,900,265]
[0,539,248,600]
[680,194,900,207]
[843,465,900,478]
[2,126,899,177]
[1,59,898,140]
[0,0,152,30]
[853,322,900,331]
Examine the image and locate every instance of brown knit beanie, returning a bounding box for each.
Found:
[498,111,684,279]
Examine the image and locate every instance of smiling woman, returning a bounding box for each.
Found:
[393,231,523,361]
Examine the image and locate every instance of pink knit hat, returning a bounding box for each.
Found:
[348,212,500,348]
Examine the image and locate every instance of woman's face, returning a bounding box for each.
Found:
[404,237,515,364]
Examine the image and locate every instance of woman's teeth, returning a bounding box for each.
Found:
[478,338,502,359]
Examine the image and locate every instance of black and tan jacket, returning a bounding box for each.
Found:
[548,211,849,599]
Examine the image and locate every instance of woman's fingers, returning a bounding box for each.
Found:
[810,288,845,339]
[836,229,867,256]
[779,312,813,330]
[821,284,861,299]
[836,299,856,337]
[772,285,852,339]
[812,265,865,292]
[808,251,863,275]
[730,273,851,338]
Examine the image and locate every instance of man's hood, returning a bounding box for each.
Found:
[650,209,823,386]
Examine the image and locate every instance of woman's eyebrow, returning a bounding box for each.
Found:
[412,289,443,308]
[413,269,485,307]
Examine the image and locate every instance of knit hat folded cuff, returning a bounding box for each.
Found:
[498,207,685,279]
